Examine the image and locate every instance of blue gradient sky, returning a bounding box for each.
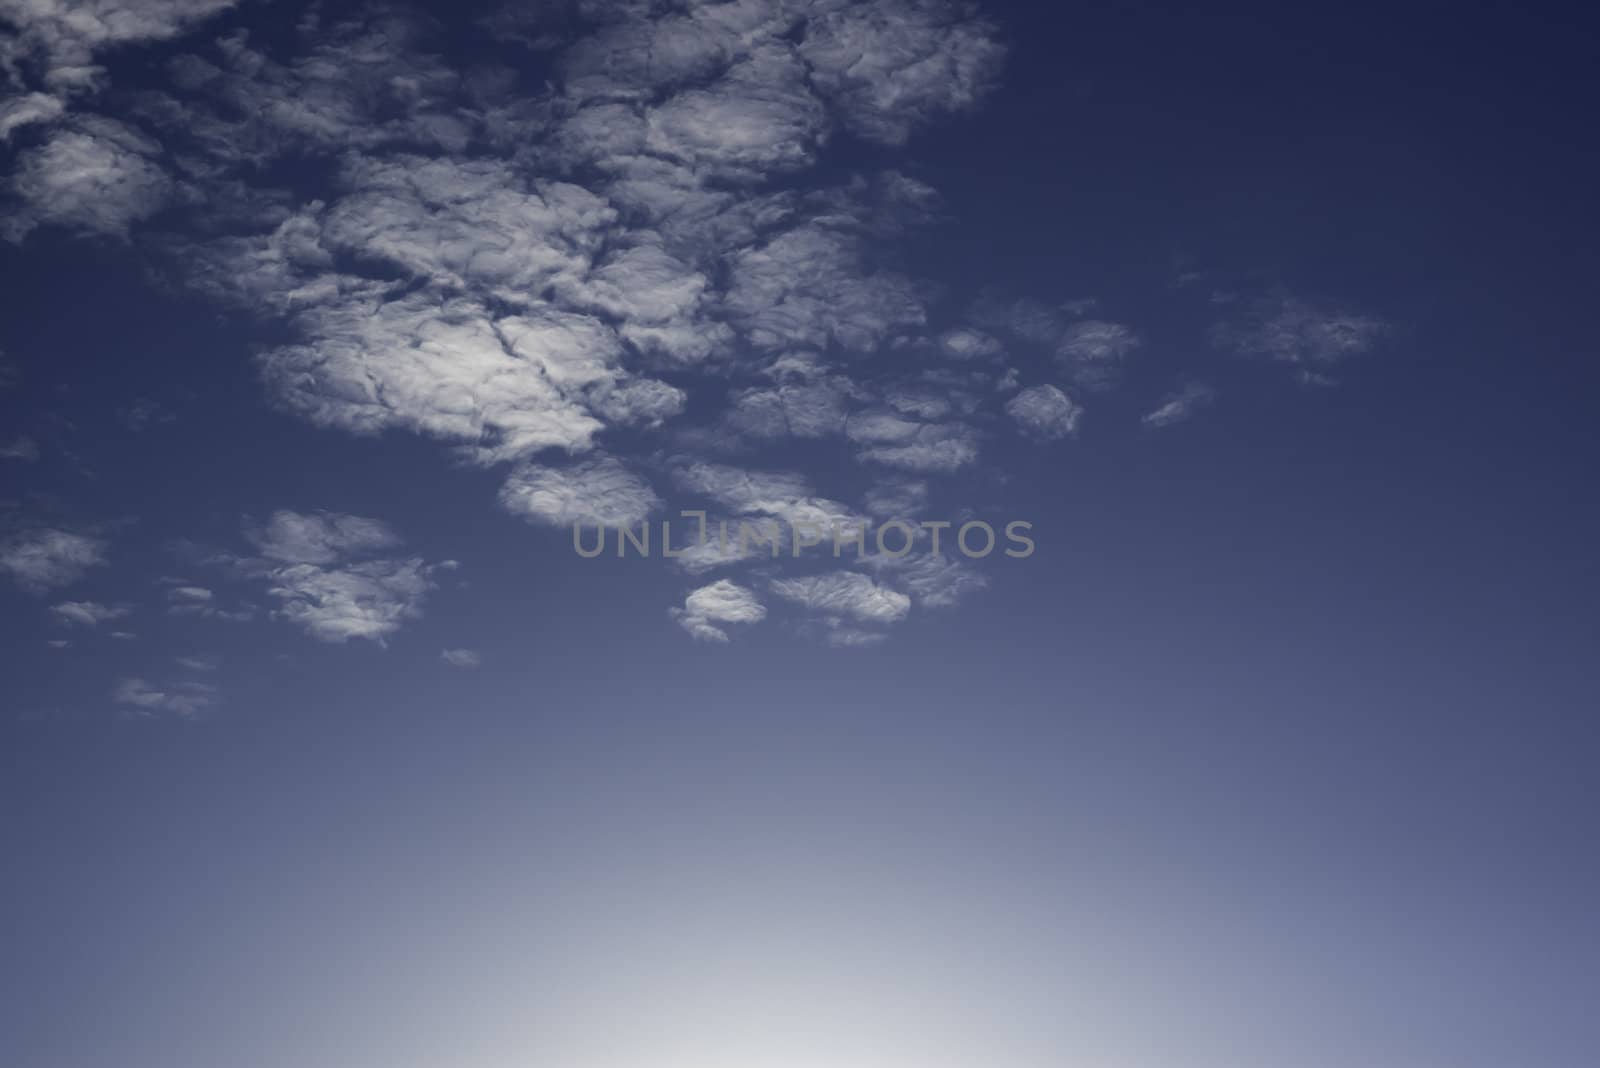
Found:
[3,1,1598,1066]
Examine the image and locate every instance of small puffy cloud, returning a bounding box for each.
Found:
[4,118,172,241]
[231,511,442,644]
[1142,383,1216,428]
[174,654,219,671]
[671,579,766,642]
[1056,320,1139,388]
[858,422,979,472]
[247,510,399,565]
[726,378,854,440]
[936,327,1002,361]
[440,648,481,668]
[112,677,216,718]
[769,571,911,626]
[50,600,131,626]
[0,528,107,594]
[499,456,660,527]
[265,557,436,645]
[1215,293,1387,378]
[1006,384,1081,441]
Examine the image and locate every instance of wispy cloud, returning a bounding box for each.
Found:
[1214,292,1388,380]
[769,571,912,628]
[50,600,131,626]
[1142,383,1217,428]
[0,528,107,594]
[112,677,216,718]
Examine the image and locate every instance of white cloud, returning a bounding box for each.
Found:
[1142,383,1217,428]
[726,378,855,440]
[645,44,827,177]
[1215,293,1387,375]
[671,579,766,642]
[799,0,1005,145]
[723,223,926,353]
[1056,320,1139,388]
[0,91,64,139]
[0,0,1047,646]
[0,0,238,95]
[440,648,481,668]
[166,584,213,604]
[862,552,988,609]
[858,422,979,472]
[112,677,216,717]
[936,326,1003,361]
[0,528,106,593]
[231,511,442,644]
[264,557,436,645]
[4,117,172,240]
[259,294,613,465]
[769,571,911,626]
[1006,384,1082,441]
[49,600,130,626]
[247,510,399,565]
[500,456,661,527]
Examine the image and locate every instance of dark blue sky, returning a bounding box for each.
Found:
[3,1,1597,1066]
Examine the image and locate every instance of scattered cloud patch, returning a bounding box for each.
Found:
[769,571,911,626]
[112,676,216,718]
[1215,293,1387,380]
[50,600,131,626]
[0,528,107,594]
[672,579,766,642]
[231,511,443,644]
[500,456,661,528]
[1005,384,1081,440]
[0,435,39,461]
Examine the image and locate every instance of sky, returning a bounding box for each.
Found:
[2,1,1598,1066]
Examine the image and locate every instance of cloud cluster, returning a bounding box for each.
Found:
[112,676,216,717]
[0,0,1393,651]
[236,510,445,644]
